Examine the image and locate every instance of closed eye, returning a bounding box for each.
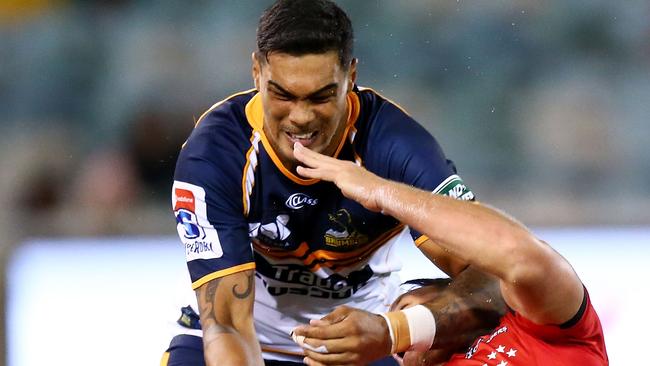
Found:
[272,91,294,101]
[309,95,332,104]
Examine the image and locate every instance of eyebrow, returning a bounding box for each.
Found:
[268,80,338,99]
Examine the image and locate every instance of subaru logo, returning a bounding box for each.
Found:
[285,193,318,209]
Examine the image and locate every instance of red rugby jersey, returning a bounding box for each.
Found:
[445,289,608,366]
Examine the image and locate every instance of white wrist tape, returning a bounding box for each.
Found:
[382,305,436,354]
[290,330,329,354]
[378,312,395,351]
[402,305,437,351]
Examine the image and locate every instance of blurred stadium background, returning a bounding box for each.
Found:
[0,1,648,365]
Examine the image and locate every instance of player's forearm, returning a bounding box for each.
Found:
[376,177,583,328]
[196,271,264,366]
[421,266,506,350]
[202,323,264,366]
[376,181,539,282]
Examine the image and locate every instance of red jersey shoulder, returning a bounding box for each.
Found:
[446,290,608,365]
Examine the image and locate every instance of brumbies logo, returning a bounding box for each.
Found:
[324,209,368,248]
[285,193,318,209]
[172,181,223,261]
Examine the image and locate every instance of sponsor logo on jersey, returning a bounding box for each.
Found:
[433,174,475,201]
[172,181,223,261]
[249,214,293,249]
[174,188,195,210]
[176,209,203,239]
[255,255,373,299]
[465,325,508,359]
[174,188,203,239]
[185,241,217,258]
[324,209,368,248]
[285,193,318,209]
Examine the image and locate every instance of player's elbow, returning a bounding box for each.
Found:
[499,235,551,289]
[231,306,256,333]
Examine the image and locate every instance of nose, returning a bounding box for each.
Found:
[288,100,315,126]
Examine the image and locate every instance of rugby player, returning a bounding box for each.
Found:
[164,1,505,365]
[291,142,608,366]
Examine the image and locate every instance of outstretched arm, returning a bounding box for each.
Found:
[409,239,505,349]
[195,270,264,366]
[294,142,584,327]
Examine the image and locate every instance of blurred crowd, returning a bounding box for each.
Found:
[1,0,649,245]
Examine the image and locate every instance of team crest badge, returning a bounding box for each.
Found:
[324,209,368,249]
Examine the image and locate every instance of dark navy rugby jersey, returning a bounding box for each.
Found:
[172,86,474,291]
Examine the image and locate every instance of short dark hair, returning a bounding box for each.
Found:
[256,0,354,68]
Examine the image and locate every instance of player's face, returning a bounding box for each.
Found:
[253,51,356,171]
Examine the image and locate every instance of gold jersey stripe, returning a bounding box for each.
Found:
[191,262,256,290]
[414,235,429,247]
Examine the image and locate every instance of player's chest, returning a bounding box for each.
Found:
[246,165,398,253]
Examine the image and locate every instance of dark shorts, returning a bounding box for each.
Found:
[161,334,399,366]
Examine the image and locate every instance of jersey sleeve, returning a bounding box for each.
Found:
[362,101,475,242]
[518,288,606,343]
[508,288,609,365]
[172,112,255,290]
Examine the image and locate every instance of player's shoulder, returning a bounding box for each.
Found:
[354,86,429,139]
[351,86,460,184]
[355,86,408,118]
[353,86,440,155]
[181,89,257,158]
[193,89,257,133]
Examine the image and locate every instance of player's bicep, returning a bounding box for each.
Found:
[500,241,584,326]
[195,270,263,366]
[416,237,469,277]
[195,269,256,331]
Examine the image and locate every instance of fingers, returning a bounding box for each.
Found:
[302,336,359,354]
[296,165,320,179]
[293,142,350,170]
[295,306,350,334]
[292,330,359,364]
[292,332,330,353]
[293,142,331,167]
[292,142,311,165]
[303,348,358,366]
[320,306,352,323]
[309,318,333,327]
[293,320,347,341]
[292,332,359,365]
[302,357,328,366]
[293,143,339,181]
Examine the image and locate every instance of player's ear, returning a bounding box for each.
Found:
[252,52,261,90]
[347,58,358,92]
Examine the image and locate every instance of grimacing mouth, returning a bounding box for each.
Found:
[285,131,318,140]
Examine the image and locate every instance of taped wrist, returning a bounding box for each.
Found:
[379,305,436,354]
